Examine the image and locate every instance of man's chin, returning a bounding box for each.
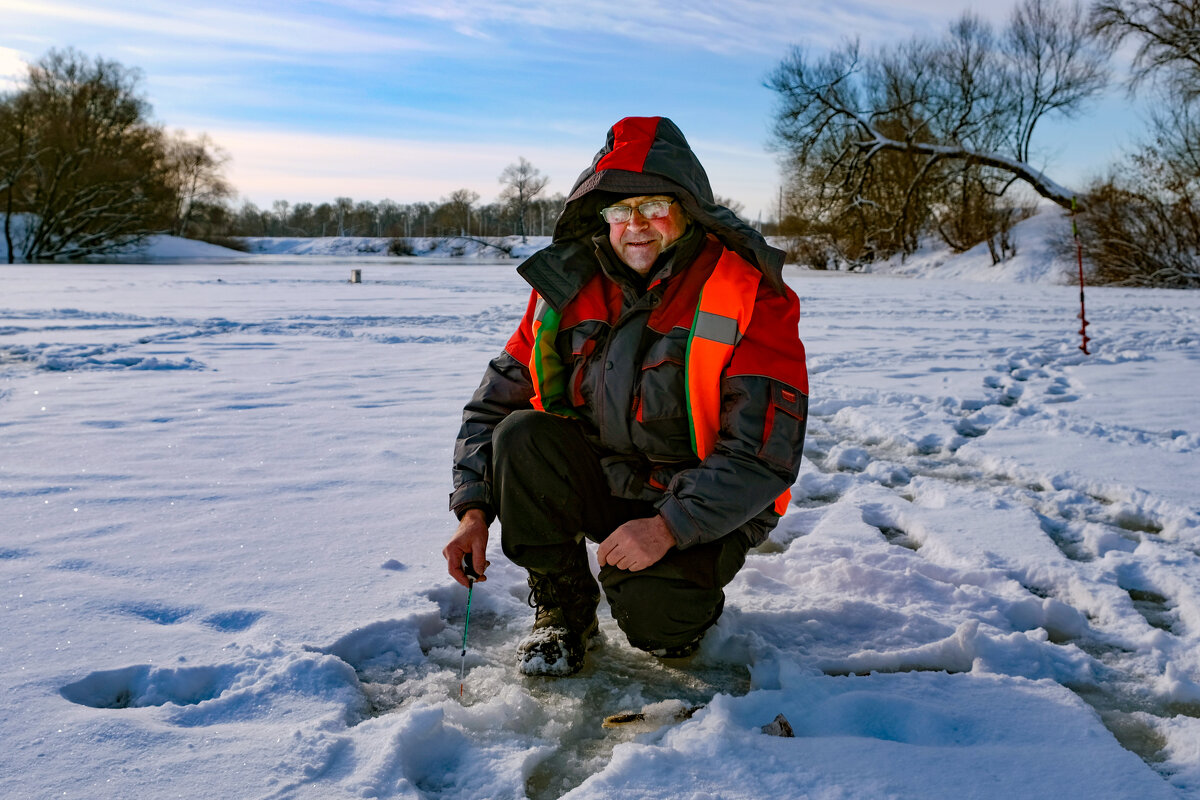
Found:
[616,244,661,273]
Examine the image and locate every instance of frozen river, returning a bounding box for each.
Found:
[1,259,1198,798]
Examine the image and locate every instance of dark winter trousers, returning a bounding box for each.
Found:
[493,409,751,651]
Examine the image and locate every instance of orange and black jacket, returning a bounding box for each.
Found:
[450,117,808,549]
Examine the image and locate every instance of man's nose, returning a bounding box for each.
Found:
[627,209,650,230]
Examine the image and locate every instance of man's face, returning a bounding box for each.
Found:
[606,195,689,275]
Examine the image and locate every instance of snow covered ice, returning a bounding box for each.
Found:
[1,216,1199,798]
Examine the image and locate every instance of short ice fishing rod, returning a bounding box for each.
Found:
[459,554,480,698]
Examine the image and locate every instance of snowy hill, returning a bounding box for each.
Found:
[866,207,1079,285]
[118,234,250,261]
[0,217,249,262]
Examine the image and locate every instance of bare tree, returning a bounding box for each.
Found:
[713,195,747,222]
[0,91,38,263]
[1092,0,1200,101]
[1075,0,1200,287]
[269,199,292,235]
[1004,0,1110,165]
[441,188,480,237]
[164,131,232,238]
[499,157,549,243]
[0,49,175,262]
[377,198,401,236]
[1092,0,1200,197]
[768,0,1107,262]
[333,196,354,236]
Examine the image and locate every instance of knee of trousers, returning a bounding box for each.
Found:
[493,409,576,465]
[604,576,724,650]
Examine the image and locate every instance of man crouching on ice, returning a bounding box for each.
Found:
[442,116,808,676]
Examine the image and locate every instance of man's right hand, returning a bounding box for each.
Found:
[443,508,490,588]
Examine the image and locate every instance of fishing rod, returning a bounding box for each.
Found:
[459,554,480,698]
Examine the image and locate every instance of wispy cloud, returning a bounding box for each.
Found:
[4,0,435,61]
[342,0,968,55]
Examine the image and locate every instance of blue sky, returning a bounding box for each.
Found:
[1,0,1142,220]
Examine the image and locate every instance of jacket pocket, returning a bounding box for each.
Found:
[757,381,807,471]
[634,332,687,422]
[630,334,692,459]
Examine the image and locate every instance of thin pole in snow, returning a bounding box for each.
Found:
[459,554,478,698]
[1071,196,1091,355]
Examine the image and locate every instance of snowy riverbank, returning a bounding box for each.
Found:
[240,235,549,260]
[35,205,1087,288]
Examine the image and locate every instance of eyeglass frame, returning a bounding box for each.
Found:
[598,198,677,225]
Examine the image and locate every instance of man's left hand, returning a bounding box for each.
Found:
[597,514,675,572]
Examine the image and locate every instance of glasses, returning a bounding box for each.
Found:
[599,198,675,224]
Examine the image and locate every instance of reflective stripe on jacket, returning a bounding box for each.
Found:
[685,250,791,517]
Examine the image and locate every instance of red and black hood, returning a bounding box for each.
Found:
[518,116,786,310]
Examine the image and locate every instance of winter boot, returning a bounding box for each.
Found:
[517,561,600,677]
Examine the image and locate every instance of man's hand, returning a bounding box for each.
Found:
[443,508,490,588]
[596,514,675,572]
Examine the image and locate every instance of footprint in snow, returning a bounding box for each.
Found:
[60,663,241,709]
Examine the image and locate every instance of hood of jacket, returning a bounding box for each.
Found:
[517,116,787,312]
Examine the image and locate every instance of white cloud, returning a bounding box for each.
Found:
[0,46,29,91]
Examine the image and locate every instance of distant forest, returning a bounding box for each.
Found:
[3,0,1197,286]
[215,185,568,242]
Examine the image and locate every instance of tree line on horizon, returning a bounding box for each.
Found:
[213,179,566,245]
[2,0,1196,286]
[211,182,749,247]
